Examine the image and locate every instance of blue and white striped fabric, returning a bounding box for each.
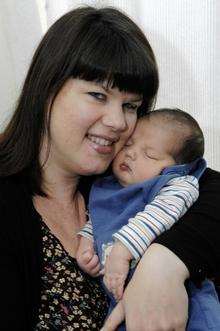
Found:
[79,158,206,264]
[79,175,199,261]
[112,175,198,260]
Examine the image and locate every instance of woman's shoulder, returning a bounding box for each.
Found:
[199,167,220,199]
[0,174,38,233]
[0,174,29,205]
[200,167,220,185]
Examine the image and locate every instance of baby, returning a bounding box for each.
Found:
[76,108,220,330]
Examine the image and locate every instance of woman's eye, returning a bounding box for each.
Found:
[88,92,106,101]
[123,103,138,112]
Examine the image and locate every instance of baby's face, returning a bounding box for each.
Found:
[112,117,176,186]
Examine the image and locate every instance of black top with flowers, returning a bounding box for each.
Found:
[35,220,108,330]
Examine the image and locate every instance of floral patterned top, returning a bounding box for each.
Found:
[35,220,108,330]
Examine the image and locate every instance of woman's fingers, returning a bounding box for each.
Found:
[100,300,125,331]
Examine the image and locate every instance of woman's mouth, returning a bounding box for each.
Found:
[87,134,117,155]
[88,135,113,146]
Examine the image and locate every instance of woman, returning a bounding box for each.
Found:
[0,6,219,331]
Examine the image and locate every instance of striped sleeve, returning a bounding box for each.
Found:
[113,175,199,261]
[78,217,94,241]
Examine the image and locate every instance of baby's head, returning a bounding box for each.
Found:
[113,108,204,186]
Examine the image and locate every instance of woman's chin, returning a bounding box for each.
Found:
[77,162,109,176]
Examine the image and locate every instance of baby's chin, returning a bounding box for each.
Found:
[113,173,135,187]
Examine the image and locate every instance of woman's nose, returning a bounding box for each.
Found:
[102,104,127,132]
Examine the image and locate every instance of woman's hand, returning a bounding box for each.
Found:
[101,243,189,331]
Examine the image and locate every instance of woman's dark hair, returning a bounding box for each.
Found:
[145,108,204,164]
[0,6,159,194]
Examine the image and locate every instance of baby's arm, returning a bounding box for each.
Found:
[76,219,101,277]
[103,240,133,301]
[104,175,199,298]
[113,175,199,261]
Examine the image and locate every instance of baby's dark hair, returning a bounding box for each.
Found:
[146,108,204,164]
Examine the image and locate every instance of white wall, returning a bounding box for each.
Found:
[0,0,219,170]
[0,0,43,127]
[136,0,220,171]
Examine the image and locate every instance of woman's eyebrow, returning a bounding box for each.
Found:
[129,97,143,102]
[92,81,109,91]
[92,82,143,102]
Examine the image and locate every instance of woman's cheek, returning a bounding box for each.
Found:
[129,112,138,128]
[127,117,137,138]
[115,119,136,154]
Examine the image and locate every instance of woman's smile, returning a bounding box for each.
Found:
[86,133,120,155]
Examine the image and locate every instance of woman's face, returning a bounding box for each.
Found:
[43,78,142,176]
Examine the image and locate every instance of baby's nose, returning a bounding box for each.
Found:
[125,146,137,160]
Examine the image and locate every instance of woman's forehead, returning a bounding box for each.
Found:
[77,78,143,100]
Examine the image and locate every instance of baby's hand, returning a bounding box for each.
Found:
[76,236,101,277]
[103,241,133,301]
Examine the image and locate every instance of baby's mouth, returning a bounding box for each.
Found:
[119,162,132,172]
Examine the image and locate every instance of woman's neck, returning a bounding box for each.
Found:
[39,138,81,204]
[42,169,80,204]
[33,164,86,257]
[40,164,80,205]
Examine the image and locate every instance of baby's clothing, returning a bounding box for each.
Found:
[80,159,220,330]
[80,159,205,264]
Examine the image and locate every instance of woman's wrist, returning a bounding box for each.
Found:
[137,243,190,283]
